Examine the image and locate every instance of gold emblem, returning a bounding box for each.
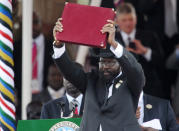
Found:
[146,104,152,109]
[119,80,123,83]
[115,83,121,89]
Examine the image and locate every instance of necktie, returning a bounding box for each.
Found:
[74,107,78,115]
[128,37,136,49]
[72,99,79,115]
[165,0,177,37]
[32,42,38,79]
[128,37,131,46]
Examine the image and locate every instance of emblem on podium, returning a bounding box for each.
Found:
[49,121,79,131]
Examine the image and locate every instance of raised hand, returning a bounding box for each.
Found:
[53,18,63,46]
[136,106,141,119]
[101,20,118,49]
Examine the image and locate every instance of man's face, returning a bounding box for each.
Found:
[99,58,121,82]
[48,65,63,91]
[33,13,41,39]
[65,80,80,97]
[116,13,137,34]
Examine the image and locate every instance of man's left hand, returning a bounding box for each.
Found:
[127,39,148,55]
[101,20,118,49]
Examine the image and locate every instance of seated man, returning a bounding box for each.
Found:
[40,79,84,119]
[136,91,179,131]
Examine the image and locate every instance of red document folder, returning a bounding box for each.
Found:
[56,3,116,48]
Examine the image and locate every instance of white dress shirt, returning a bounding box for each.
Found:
[66,93,83,114]
[121,29,136,47]
[138,91,144,125]
[47,86,65,100]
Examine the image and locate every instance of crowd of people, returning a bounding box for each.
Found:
[12,0,179,131]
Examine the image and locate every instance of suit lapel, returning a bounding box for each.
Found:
[143,94,148,122]
[143,94,154,122]
[45,89,53,101]
[135,29,140,40]
[115,31,125,47]
[106,75,125,104]
[112,75,124,95]
[79,96,85,116]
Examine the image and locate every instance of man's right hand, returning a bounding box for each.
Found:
[136,107,141,119]
[53,18,63,47]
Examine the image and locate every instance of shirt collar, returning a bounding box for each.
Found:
[120,29,136,46]
[47,86,65,99]
[112,71,122,83]
[66,93,83,104]
[47,85,64,95]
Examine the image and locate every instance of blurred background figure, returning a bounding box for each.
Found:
[31,12,45,94]
[115,3,164,98]
[26,101,42,120]
[33,64,65,104]
[136,0,179,99]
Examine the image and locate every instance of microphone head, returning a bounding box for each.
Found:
[59,101,65,106]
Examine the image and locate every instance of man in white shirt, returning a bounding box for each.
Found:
[115,3,164,98]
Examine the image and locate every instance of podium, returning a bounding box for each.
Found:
[17,118,81,131]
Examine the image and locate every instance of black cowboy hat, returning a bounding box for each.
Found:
[89,43,115,58]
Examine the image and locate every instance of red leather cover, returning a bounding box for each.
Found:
[56,3,116,48]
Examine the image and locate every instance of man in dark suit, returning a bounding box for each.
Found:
[115,3,164,98]
[33,64,65,104]
[52,16,145,130]
[40,79,83,119]
[136,92,179,131]
[136,0,179,99]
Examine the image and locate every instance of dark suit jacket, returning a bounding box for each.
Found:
[54,48,145,131]
[116,29,164,98]
[143,94,179,131]
[40,95,84,119]
[137,0,179,39]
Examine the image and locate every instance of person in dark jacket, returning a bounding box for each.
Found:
[52,17,145,131]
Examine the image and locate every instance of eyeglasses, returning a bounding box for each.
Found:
[98,61,117,67]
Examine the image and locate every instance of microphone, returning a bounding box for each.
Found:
[57,101,65,117]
